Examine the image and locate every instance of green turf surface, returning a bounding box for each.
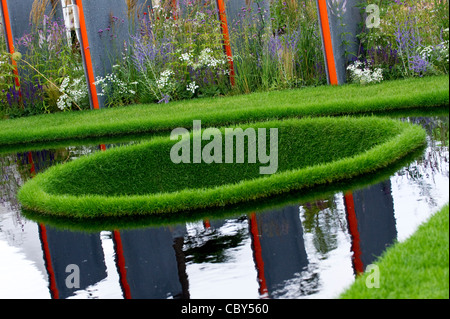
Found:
[1,76,447,150]
[340,203,449,299]
[17,116,426,219]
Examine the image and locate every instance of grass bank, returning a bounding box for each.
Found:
[17,116,426,219]
[340,203,449,299]
[0,76,448,150]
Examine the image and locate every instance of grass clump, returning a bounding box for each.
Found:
[17,116,426,219]
[340,203,449,299]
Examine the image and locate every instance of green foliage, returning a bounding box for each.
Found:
[0,75,447,151]
[354,0,449,82]
[0,16,89,117]
[230,0,326,94]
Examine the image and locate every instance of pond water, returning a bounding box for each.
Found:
[0,115,448,299]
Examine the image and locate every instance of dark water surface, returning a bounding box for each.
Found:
[0,115,448,299]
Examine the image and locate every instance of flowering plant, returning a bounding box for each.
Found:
[94,65,138,108]
[57,74,89,111]
[347,60,383,84]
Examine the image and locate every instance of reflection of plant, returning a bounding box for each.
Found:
[301,197,344,257]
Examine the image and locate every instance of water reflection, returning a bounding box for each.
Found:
[114,226,188,299]
[0,115,448,299]
[344,180,397,275]
[38,225,107,299]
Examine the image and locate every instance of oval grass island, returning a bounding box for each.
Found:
[18,117,426,219]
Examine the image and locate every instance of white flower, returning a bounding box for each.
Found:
[347,61,383,84]
[196,48,227,70]
[186,81,199,94]
[56,75,88,110]
[179,52,193,65]
[156,70,174,89]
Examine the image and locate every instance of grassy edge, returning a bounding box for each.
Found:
[17,117,426,218]
[339,203,449,299]
[0,76,448,149]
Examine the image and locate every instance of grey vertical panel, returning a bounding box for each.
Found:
[352,180,397,268]
[44,226,107,299]
[325,0,362,84]
[75,0,131,108]
[256,205,308,296]
[3,0,36,45]
[118,226,187,299]
[2,0,62,42]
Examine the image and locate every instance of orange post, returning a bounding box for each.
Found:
[1,0,20,87]
[216,0,235,87]
[317,0,338,85]
[172,0,178,20]
[76,0,100,109]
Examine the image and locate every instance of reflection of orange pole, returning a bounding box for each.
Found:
[249,213,268,297]
[39,223,60,299]
[27,152,36,177]
[28,152,59,298]
[113,230,132,299]
[76,0,100,110]
[216,0,235,86]
[1,0,20,87]
[344,192,364,275]
[317,0,338,85]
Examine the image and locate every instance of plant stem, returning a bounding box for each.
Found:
[20,58,82,111]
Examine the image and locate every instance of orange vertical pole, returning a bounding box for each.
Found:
[344,191,364,275]
[1,0,20,87]
[317,0,338,85]
[216,0,235,87]
[76,0,100,109]
[172,0,178,20]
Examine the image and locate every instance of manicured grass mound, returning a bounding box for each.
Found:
[0,76,448,151]
[18,117,426,218]
[340,203,449,299]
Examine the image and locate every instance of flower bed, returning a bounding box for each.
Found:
[2,0,446,119]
